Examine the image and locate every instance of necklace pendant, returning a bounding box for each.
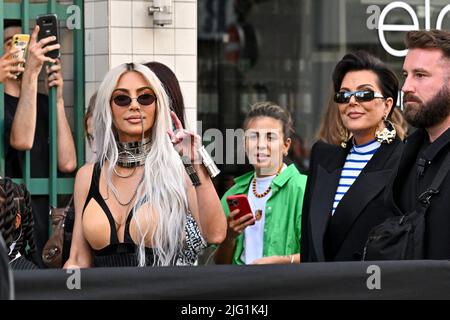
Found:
[255,209,263,221]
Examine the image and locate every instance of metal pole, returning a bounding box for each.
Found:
[48,0,57,208]
[22,0,31,188]
[74,0,85,168]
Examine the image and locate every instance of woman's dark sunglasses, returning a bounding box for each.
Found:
[334,90,385,104]
[112,93,157,107]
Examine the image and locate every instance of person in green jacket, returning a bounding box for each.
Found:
[215,102,307,265]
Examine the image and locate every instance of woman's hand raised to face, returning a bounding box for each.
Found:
[167,111,202,163]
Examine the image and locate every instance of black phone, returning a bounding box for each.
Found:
[36,14,60,59]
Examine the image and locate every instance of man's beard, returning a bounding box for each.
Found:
[403,85,450,129]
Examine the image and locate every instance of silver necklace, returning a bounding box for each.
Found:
[113,166,136,178]
[104,173,144,207]
[106,184,138,207]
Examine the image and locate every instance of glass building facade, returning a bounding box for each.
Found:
[198,0,450,195]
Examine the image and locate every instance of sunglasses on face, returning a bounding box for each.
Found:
[112,93,157,107]
[334,90,385,104]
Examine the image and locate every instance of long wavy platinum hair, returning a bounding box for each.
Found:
[93,63,188,266]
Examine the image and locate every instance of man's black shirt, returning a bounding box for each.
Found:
[394,126,450,259]
[4,93,50,267]
[4,93,49,178]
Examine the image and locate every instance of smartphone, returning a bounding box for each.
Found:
[11,34,30,76]
[36,14,60,59]
[226,195,254,221]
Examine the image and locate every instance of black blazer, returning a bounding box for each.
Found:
[387,129,450,259]
[301,138,403,262]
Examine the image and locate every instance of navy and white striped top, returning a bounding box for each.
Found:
[332,139,381,215]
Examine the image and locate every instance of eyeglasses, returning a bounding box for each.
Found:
[334,90,385,104]
[112,93,156,107]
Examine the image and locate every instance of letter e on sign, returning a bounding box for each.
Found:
[378,2,419,57]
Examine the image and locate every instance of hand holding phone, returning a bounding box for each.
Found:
[227,195,254,221]
[36,14,60,59]
[11,34,30,77]
[0,49,25,82]
[226,195,255,239]
[25,24,60,75]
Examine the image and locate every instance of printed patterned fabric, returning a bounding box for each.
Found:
[177,211,207,266]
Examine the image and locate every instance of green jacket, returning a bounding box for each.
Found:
[221,164,307,265]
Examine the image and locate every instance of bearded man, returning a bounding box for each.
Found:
[391,29,450,259]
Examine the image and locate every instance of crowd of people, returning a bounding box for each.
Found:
[1,17,450,273]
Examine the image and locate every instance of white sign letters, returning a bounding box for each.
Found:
[373,0,450,56]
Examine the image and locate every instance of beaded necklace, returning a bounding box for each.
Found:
[251,165,283,198]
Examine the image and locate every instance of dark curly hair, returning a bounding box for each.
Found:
[0,178,35,261]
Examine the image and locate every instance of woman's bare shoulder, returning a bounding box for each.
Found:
[74,163,96,193]
[76,163,95,180]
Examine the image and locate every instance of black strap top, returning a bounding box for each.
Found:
[83,162,136,245]
[82,162,155,267]
[82,162,207,267]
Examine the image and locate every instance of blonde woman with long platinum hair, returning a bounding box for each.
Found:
[65,63,226,267]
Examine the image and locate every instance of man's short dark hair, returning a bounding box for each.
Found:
[3,19,22,30]
[405,29,450,59]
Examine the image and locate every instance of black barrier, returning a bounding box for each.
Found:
[13,260,450,300]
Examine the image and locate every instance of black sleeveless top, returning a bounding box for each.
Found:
[83,163,207,267]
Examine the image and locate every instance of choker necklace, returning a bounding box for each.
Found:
[117,137,151,168]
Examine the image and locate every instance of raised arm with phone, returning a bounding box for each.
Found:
[2,18,76,267]
[9,21,75,169]
[36,14,60,59]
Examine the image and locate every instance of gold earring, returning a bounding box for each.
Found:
[339,127,350,148]
[375,116,396,144]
